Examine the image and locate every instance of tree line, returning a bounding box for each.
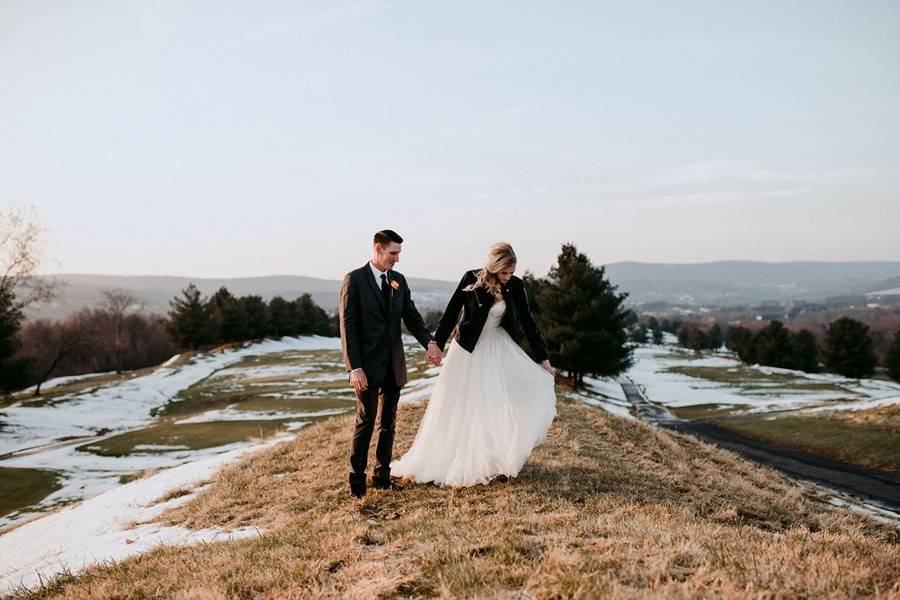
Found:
[664,316,900,381]
[165,284,337,350]
[9,290,176,394]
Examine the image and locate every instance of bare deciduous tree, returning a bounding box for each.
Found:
[100,288,140,373]
[0,202,60,311]
[23,314,94,395]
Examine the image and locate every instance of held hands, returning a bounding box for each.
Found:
[541,359,556,378]
[425,342,443,367]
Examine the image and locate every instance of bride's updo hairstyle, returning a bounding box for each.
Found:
[464,242,517,297]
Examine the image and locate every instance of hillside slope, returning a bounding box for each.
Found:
[13,397,899,599]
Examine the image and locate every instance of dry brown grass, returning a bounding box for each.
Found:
[12,397,900,599]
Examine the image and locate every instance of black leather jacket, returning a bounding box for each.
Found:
[434,270,549,362]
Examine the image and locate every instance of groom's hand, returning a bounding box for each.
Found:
[349,368,368,393]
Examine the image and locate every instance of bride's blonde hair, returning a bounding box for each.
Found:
[464,242,517,297]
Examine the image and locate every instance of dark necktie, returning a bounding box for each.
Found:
[380,273,391,309]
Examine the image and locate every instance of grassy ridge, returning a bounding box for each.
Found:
[13,397,899,599]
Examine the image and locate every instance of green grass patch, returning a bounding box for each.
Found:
[75,419,303,457]
[718,412,900,475]
[229,395,354,413]
[669,403,751,420]
[666,365,854,396]
[0,467,62,518]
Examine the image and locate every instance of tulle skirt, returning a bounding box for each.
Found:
[391,324,557,487]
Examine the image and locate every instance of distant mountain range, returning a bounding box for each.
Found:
[603,261,900,306]
[23,260,900,321]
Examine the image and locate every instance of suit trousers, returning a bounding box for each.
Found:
[349,363,401,485]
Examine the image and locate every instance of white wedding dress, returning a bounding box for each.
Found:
[391,298,557,487]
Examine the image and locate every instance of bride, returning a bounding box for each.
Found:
[391,242,557,487]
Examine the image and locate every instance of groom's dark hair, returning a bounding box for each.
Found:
[374,229,403,246]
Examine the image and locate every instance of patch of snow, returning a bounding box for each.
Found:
[208,364,320,381]
[583,376,628,403]
[0,434,292,596]
[625,346,900,414]
[399,373,440,405]
[802,395,900,414]
[1,439,253,530]
[0,336,342,530]
[23,371,117,394]
[0,336,341,457]
[174,406,350,424]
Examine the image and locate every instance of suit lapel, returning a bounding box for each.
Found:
[362,262,386,311]
[388,273,401,319]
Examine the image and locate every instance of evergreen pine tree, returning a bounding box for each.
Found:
[648,317,663,344]
[533,243,633,386]
[0,287,28,391]
[790,329,819,373]
[239,295,270,339]
[207,287,235,344]
[268,296,295,337]
[630,325,649,344]
[707,323,723,351]
[221,300,252,342]
[725,326,756,363]
[753,320,793,368]
[0,287,22,365]
[165,283,211,350]
[688,328,707,353]
[823,317,877,378]
[294,293,331,335]
[623,310,638,328]
[207,287,252,343]
[885,328,900,383]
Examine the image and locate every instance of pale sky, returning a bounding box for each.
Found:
[2,1,899,281]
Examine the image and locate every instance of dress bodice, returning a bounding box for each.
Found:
[485,298,506,329]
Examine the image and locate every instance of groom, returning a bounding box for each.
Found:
[339,229,442,498]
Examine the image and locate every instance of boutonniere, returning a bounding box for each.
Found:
[390,280,400,290]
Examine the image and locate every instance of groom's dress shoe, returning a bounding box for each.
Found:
[350,481,367,498]
[371,477,403,491]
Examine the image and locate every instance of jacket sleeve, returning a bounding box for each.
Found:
[434,270,476,351]
[339,272,363,371]
[400,276,435,349]
[514,279,549,362]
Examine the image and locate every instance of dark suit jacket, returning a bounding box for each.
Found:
[339,263,434,387]
[434,269,549,362]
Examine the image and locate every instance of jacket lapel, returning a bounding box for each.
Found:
[475,285,495,309]
[388,273,401,319]
[362,262,386,311]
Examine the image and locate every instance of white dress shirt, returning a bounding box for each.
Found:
[369,261,388,285]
